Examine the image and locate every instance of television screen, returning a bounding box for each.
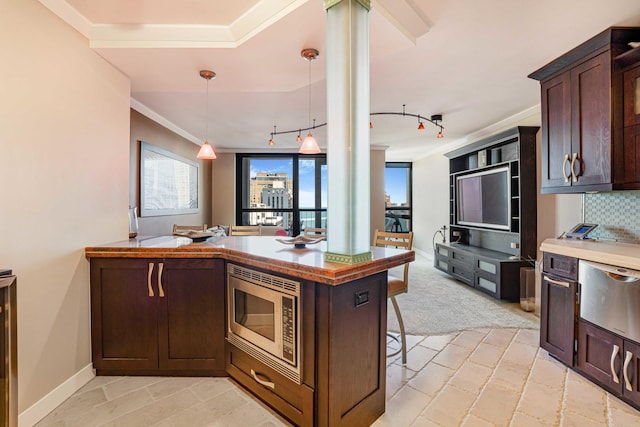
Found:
[456,167,510,230]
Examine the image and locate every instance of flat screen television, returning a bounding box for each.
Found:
[455,166,510,231]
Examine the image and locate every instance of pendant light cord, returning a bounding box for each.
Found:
[308,58,312,129]
[205,78,210,142]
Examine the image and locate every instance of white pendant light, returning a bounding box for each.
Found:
[197,70,217,160]
[299,48,321,155]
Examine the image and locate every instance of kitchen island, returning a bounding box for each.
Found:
[85,235,414,427]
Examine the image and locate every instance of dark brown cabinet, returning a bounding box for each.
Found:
[90,258,225,375]
[530,27,640,193]
[540,253,577,366]
[578,320,640,407]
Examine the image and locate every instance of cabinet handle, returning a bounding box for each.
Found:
[624,350,633,392]
[543,275,570,288]
[147,262,155,297]
[611,344,620,384]
[250,369,275,389]
[158,262,165,297]
[562,153,570,182]
[570,152,579,183]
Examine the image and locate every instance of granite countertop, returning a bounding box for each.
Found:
[540,238,640,270]
[85,235,415,285]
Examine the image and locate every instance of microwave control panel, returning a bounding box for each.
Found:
[282,296,295,364]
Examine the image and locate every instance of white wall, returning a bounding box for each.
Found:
[0,1,130,423]
[412,153,450,255]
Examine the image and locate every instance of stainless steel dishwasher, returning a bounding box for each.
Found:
[579,260,640,342]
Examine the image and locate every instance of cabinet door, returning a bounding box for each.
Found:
[540,273,575,366]
[577,320,623,394]
[570,52,612,187]
[622,340,640,406]
[541,71,572,190]
[158,259,225,372]
[624,65,640,128]
[90,258,159,371]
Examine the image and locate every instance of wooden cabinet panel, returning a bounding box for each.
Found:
[624,65,640,128]
[90,259,159,371]
[570,52,611,187]
[543,252,578,280]
[540,272,576,366]
[159,259,225,372]
[90,258,225,375]
[623,340,640,406]
[541,71,572,189]
[577,320,624,393]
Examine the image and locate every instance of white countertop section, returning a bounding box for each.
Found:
[540,238,640,270]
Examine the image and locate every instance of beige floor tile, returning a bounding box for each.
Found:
[34,388,107,426]
[65,388,153,427]
[513,328,539,347]
[101,389,200,427]
[147,377,205,400]
[401,345,439,372]
[417,384,476,426]
[501,341,538,367]
[470,382,520,425]
[482,328,517,348]
[560,409,608,427]
[447,361,492,395]
[563,372,607,424]
[468,342,505,368]
[608,395,640,425]
[408,362,456,397]
[420,333,458,351]
[431,343,473,370]
[510,411,554,427]
[207,396,287,427]
[189,377,236,401]
[451,330,486,350]
[491,358,532,391]
[516,379,562,425]
[527,351,567,390]
[381,385,431,426]
[461,414,495,426]
[386,363,418,399]
[102,376,165,400]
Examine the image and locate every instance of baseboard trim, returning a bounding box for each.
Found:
[19,363,95,427]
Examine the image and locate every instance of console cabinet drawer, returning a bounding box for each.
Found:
[450,261,473,285]
[226,343,313,426]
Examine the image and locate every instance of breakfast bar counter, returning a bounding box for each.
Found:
[85,234,415,285]
[85,235,414,427]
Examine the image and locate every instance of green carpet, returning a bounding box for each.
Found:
[387,254,539,335]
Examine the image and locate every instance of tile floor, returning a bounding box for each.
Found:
[36,328,640,426]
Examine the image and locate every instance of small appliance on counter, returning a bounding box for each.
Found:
[0,270,16,427]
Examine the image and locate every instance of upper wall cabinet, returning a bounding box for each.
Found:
[529,27,640,194]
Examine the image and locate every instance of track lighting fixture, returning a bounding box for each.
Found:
[197,69,217,160]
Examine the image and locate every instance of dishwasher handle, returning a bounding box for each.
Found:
[580,260,640,283]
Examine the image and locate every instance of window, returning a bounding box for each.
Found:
[385,162,412,232]
[236,154,327,236]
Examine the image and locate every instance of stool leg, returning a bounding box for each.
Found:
[390,296,406,364]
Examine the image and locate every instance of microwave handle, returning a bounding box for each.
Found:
[251,369,275,389]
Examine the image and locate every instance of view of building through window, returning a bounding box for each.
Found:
[237,155,326,236]
[385,162,412,232]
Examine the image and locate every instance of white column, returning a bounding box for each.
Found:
[324,0,372,264]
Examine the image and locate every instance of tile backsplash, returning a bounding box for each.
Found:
[583,191,640,243]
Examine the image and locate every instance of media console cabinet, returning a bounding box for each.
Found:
[435,126,538,300]
[85,235,414,427]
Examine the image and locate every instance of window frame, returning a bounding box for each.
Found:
[235,153,327,236]
[385,161,413,232]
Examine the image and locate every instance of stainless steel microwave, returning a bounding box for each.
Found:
[226,264,301,384]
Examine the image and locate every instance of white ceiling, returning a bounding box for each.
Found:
[41,0,640,161]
